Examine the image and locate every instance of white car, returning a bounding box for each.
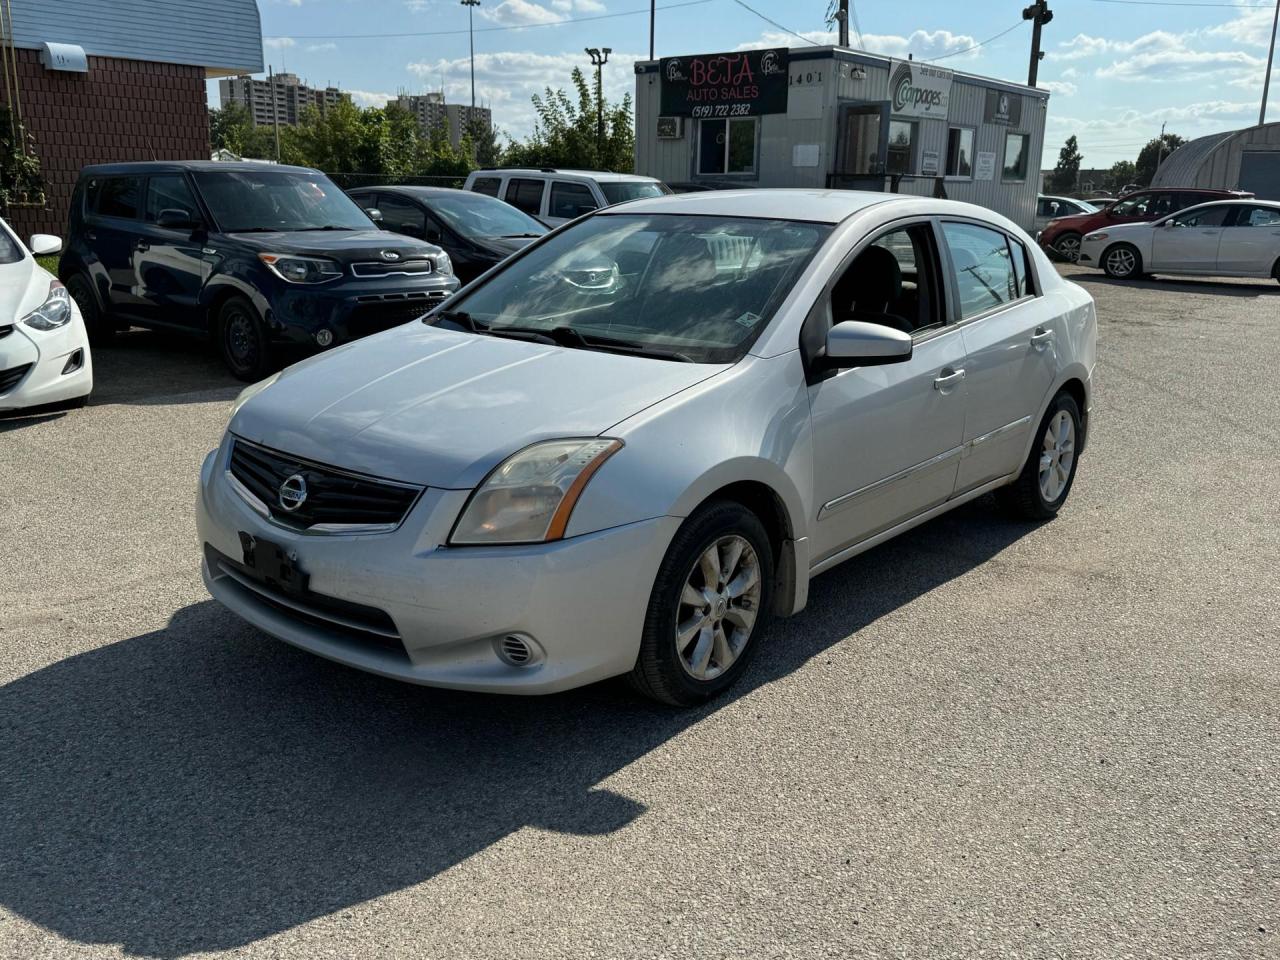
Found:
[1078,199,1280,281]
[0,221,92,411]
[464,168,669,226]
[198,190,1097,705]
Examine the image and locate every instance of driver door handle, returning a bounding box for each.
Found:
[1031,327,1054,350]
[933,368,965,391]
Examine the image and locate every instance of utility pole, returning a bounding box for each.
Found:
[268,65,281,162]
[586,47,611,159]
[462,0,480,109]
[1153,120,1167,179]
[835,0,849,47]
[1023,2,1053,87]
[1261,0,1280,124]
[649,0,655,61]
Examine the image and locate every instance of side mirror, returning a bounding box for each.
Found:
[157,208,198,230]
[425,226,442,243]
[29,234,62,257]
[364,207,384,223]
[823,320,913,368]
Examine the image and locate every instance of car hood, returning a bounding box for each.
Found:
[226,229,443,264]
[1045,212,1099,231]
[231,322,728,489]
[0,257,49,322]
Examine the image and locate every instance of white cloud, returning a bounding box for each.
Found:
[735,28,981,62]
[1205,4,1278,47]
[407,49,642,139]
[1040,80,1077,97]
[1095,47,1263,82]
[1060,66,1079,79]
[1048,30,1183,62]
[482,0,601,26]
[306,42,337,53]
[264,37,296,49]
[348,89,394,108]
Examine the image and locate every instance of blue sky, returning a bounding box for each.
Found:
[215,0,1280,169]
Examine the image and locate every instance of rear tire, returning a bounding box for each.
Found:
[628,501,774,706]
[217,295,274,382]
[66,274,114,344]
[1102,243,1142,280]
[997,391,1082,521]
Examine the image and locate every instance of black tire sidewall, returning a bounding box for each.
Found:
[67,274,112,343]
[1031,392,1082,514]
[218,296,272,382]
[635,502,774,705]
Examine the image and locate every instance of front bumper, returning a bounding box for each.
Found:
[0,308,93,412]
[197,442,680,694]
[263,273,461,349]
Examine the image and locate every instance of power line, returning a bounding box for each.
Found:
[730,0,819,47]
[924,20,1027,62]
[1086,0,1270,7]
[264,0,713,40]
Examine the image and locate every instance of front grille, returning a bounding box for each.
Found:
[352,258,434,278]
[205,544,406,658]
[228,438,422,531]
[0,363,32,393]
[347,293,448,339]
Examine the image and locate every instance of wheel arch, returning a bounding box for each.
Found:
[202,279,266,336]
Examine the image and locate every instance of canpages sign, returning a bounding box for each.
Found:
[888,59,953,119]
[660,49,789,118]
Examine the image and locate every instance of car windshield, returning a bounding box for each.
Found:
[435,213,831,363]
[0,221,23,264]
[600,181,668,204]
[1075,200,1099,213]
[193,170,371,233]
[426,192,547,239]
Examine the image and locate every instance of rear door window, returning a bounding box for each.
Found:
[505,178,545,216]
[548,181,598,220]
[942,222,1018,320]
[471,177,501,197]
[1232,204,1280,227]
[375,194,428,239]
[93,176,142,220]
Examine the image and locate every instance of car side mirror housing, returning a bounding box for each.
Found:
[425,226,442,243]
[364,207,383,223]
[822,320,913,368]
[29,233,62,257]
[156,208,198,230]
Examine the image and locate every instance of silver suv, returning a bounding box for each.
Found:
[464,168,669,226]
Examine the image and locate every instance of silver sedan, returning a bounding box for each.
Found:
[197,189,1097,705]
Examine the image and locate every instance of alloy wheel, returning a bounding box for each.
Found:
[1055,236,1081,262]
[1038,410,1076,503]
[675,535,761,681]
[1105,247,1137,277]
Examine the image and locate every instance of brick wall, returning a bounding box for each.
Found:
[5,48,210,241]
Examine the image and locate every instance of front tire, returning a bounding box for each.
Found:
[217,295,274,382]
[1053,233,1083,263]
[1102,243,1142,279]
[997,391,1082,521]
[629,501,774,706]
[65,274,114,344]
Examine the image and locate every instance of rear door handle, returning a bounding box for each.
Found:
[135,240,150,252]
[933,368,965,391]
[1031,327,1054,350]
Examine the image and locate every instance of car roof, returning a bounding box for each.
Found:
[79,161,319,176]
[471,168,658,183]
[601,188,937,224]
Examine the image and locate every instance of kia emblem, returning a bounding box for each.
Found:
[381,250,401,262]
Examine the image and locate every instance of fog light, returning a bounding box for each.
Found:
[314,329,334,347]
[61,349,84,375]
[494,634,543,667]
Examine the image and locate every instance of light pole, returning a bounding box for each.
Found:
[585,47,611,159]
[1261,0,1280,124]
[462,0,480,109]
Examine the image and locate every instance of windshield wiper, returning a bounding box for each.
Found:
[426,309,489,334]
[292,225,358,232]
[226,227,281,233]
[500,233,543,239]
[488,324,695,362]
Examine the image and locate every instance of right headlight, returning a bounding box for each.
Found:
[21,280,72,331]
[450,438,623,545]
[258,253,343,284]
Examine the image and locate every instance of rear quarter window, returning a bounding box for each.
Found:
[91,176,142,219]
[471,177,501,197]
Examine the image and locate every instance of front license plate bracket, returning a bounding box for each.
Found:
[238,531,310,594]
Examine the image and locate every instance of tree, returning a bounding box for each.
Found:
[1049,135,1082,194]
[466,115,502,168]
[1107,159,1136,193]
[505,67,634,172]
[1135,133,1185,186]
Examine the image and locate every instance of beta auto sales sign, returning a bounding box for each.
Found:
[888,59,953,119]
[659,49,789,118]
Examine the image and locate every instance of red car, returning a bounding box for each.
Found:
[1039,186,1251,262]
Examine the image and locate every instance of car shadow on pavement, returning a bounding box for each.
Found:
[0,410,67,432]
[1070,272,1280,297]
[0,498,1039,957]
[89,329,243,407]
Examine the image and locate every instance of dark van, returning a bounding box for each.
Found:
[60,162,459,380]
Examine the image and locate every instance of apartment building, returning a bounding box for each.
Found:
[219,72,348,126]
[393,92,492,149]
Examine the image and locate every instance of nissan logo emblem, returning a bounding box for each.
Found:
[381,250,401,262]
[278,473,308,511]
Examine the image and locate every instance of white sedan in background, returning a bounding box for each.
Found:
[1078,199,1280,281]
[0,220,92,411]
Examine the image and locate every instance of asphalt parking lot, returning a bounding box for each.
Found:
[1,264,1277,959]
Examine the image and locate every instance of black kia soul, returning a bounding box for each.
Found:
[60,162,459,380]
